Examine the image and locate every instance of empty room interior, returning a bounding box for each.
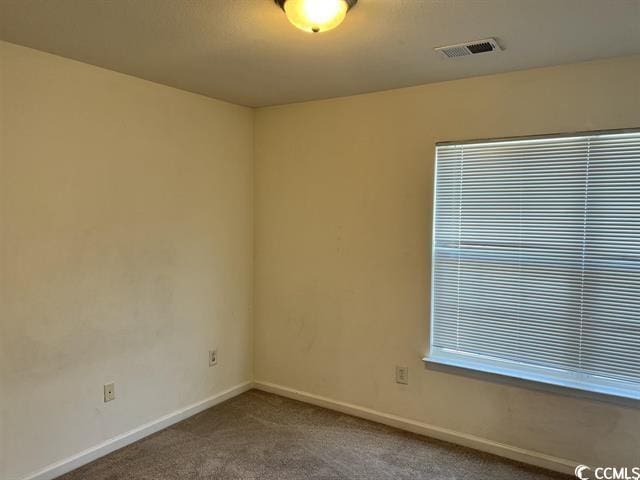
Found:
[1,1,640,479]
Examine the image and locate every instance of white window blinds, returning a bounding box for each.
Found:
[428,130,640,399]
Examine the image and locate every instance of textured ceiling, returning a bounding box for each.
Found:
[1,0,639,107]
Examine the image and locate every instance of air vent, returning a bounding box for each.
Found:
[435,38,502,59]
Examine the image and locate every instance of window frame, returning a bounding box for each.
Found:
[424,128,640,401]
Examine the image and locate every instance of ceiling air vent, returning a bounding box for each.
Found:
[435,38,502,59]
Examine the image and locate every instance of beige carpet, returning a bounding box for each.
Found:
[56,389,570,479]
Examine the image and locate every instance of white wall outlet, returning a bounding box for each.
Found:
[209,349,218,367]
[104,383,115,402]
[395,366,409,385]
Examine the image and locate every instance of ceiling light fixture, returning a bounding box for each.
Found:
[275,0,357,34]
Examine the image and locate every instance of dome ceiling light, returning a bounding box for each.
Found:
[275,0,358,34]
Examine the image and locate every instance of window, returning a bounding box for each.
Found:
[427,130,640,400]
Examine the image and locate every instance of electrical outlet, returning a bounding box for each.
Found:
[209,349,218,367]
[395,366,408,385]
[104,383,115,402]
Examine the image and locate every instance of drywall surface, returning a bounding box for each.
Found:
[254,55,640,467]
[0,41,253,480]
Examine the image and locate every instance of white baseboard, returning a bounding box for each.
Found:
[253,380,579,475]
[20,380,578,479]
[20,381,253,480]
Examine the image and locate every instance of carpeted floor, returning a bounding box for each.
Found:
[56,389,570,479]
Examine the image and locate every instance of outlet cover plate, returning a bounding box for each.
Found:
[104,383,115,402]
[209,349,218,367]
[395,366,409,385]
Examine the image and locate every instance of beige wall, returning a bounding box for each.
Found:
[254,55,640,467]
[0,42,254,480]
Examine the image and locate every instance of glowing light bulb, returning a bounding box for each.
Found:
[283,0,350,33]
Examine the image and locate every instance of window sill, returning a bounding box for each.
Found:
[423,351,640,403]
